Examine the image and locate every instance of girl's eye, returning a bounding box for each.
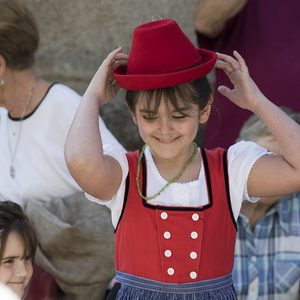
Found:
[25,256,33,261]
[142,115,157,120]
[173,115,186,119]
[4,259,14,264]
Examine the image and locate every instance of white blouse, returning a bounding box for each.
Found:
[87,141,271,228]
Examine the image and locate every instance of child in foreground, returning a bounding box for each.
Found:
[65,19,300,299]
[0,201,37,299]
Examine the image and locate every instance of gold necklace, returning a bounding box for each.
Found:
[7,77,39,178]
[136,142,198,201]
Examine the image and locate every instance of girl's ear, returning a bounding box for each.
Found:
[199,95,213,124]
[126,103,137,125]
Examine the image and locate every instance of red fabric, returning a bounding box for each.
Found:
[114,148,236,283]
[114,19,217,90]
[26,262,60,300]
[196,0,300,149]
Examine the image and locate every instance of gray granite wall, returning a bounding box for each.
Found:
[22,0,201,150]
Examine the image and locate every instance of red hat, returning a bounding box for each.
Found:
[113,19,217,90]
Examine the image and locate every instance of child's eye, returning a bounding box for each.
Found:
[173,115,186,119]
[142,115,157,120]
[4,259,14,264]
[25,256,33,261]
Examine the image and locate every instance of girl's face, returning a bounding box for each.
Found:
[131,95,212,162]
[0,231,33,298]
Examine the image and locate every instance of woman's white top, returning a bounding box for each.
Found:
[87,141,271,228]
[0,83,124,206]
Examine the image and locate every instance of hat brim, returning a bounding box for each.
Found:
[113,49,217,91]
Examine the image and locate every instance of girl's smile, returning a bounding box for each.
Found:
[0,231,33,298]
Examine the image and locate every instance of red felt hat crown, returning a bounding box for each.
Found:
[114,19,217,90]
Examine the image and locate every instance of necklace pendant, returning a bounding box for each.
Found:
[10,165,15,178]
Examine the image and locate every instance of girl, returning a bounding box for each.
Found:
[0,201,37,299]
[65,19,300,299]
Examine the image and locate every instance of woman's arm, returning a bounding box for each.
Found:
[65,48,128,200]
[216,51,300,197]
[193,0,248,38]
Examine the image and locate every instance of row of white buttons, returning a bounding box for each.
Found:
[161,212,200,221]
[164,250,197,259]
[167,268,197,279]
[163,231,198,240]
[161,211,199,280]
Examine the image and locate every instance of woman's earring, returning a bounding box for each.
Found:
[0,79,4,86]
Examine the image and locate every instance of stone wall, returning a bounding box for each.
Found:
[22,0,201,150]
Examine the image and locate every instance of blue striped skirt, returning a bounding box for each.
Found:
[110,271,237,300]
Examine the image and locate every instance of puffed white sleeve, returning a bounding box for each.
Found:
[228,141,274,220]
[85,144,129,228]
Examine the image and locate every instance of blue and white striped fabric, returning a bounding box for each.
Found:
[233,193,300,300]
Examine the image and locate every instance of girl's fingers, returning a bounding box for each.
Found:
[112,59,128,71]
[217,85,232,100]
[216,52,239,67]
[216,51,242,70]
[215,59,235,76]
[102,47,123,67]
[114,53,129,61]
[233,51,248,72]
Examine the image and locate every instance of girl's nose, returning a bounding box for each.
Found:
[16,261,29,278]
[158,118,173,134]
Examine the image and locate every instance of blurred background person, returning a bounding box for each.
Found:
[0,0,124,206]
[0,1,120,298]
[193,0,300,149]
[233,107,300,299]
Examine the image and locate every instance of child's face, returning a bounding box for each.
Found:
[0,231,33,298]
[131,95,211,161]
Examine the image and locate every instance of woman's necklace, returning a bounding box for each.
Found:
[7,77,39,178]
[136,142,198,201]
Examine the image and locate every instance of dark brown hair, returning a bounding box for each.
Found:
[0,0,39,70]
[126,76,212,119]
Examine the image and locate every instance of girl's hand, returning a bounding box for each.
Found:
[215,51,264,112]
[85,47,128,106]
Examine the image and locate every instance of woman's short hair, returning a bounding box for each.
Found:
[236,107,300,143]
[0,0,39,70]
[0,201,37,265]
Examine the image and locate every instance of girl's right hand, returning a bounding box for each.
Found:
[85,47,128,106]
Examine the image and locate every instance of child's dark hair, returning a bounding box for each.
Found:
[126,76,212,117]
[0,201,37,264]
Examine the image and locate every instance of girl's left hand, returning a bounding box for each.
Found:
[85,47,129,106]
[215,51,265,112]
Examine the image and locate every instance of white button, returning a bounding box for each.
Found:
[179,188,185,194]
[190,252,197,259]
[167,268,174,275]
[191,231,198,239]
[190,271,197,279]
[192,213,199,221]
[165,250,172,257]
[250,256,257,263]
[161,212,168,219]
[164,231,171,239]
